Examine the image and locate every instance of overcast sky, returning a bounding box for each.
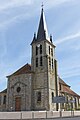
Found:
[0,0,80,95]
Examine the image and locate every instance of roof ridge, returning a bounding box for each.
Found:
[7,63,32,77]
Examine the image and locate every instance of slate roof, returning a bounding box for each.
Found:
[37,8,49,41]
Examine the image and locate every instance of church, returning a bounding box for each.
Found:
[0,8,80,112]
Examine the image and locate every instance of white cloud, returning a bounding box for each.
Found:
[59,63,80,79]
[0,0,75,30]
[0,13,31,30]
[55,31,80,45]
[62,71,80,79]
[0,0,32,11]
[45,0,73,8]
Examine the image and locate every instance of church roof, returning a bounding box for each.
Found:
[59,78,70,87]
[7,63,32,77]
[61,85,80,97]
[59,78,80,97]
[37,8,49,41]
[0,89,7,94]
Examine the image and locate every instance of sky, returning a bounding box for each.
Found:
[0,0,80,95]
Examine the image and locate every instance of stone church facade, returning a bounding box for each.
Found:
[0,8,80,112]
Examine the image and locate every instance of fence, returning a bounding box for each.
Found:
[0,111,80,119]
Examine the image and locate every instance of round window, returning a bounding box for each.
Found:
[17,87,21,93]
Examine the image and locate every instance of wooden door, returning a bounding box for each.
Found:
[15,97,21,111]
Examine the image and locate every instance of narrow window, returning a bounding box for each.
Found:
[40,56,43,66]
[51,48,53,56]
[52,92,54,103]
[49,46,50,54]
[59,84,61,90]
[3,95,6,104]
[49,57,51,67]
[52,58,53,69]
[36,46,38,55]
[36,58,38,67]
[0,96,1,105]
[37,92,41,102]
[40,45,42,54]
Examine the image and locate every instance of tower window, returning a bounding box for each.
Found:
[52,92,54,103]
[52,58,53,69]
[49,57,51,67]
[40,45,42,54]
[59,84,61,90]
[49,46,50,54]
[36,46,38,55]
[51,48,53,56]
[40,56,43,66]
[37,92,41,102]
[0,96,1,105]
[36,58,38,67]
[3,95,6,104]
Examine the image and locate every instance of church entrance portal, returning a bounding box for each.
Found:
[15,97,21,111]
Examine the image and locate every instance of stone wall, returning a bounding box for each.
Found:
[0,111,80,119]
[7,73,32,111]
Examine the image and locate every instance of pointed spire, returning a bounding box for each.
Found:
[37,6,49,41]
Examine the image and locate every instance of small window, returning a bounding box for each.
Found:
[49,46,50,54]
[36,58,38,67]
[3,95,6,104]
[36,46,38,55]
[49,57,51,67]
[17,87,21,93]
[59,84,61,90]
[40,56,43,66]
[52,58,53,69]
[0,96,1,105]
[40,45,42,54]
[37,92,41,102]
[52,92,54,103]
[51,48,53,56]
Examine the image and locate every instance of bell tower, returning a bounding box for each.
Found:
[31,7,57,110]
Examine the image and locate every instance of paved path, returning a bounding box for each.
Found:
[1,117,80,120]
[46,117,80,120]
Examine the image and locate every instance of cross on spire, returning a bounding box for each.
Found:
[41,2,44,10]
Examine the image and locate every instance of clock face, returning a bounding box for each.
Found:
[37,44,40,47]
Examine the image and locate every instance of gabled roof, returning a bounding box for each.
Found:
[59,78,80,97]
[61,85,80,97]
[59,77,70,87]
[37,8,49,41]
[0,89,7,94]
[7,63,32,77]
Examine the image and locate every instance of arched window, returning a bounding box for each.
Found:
[3,95,6,104]
[0,96,1,105]
[36,58,38,67]
[49,46,50,54]
[40,45,42,54]
[52,92,54,103]
[37,92,41,102]
[52,58,53,69]
[40,56,43,66]
[51,48,53,56]
[36,46,38,55]
[49,57,51,67]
